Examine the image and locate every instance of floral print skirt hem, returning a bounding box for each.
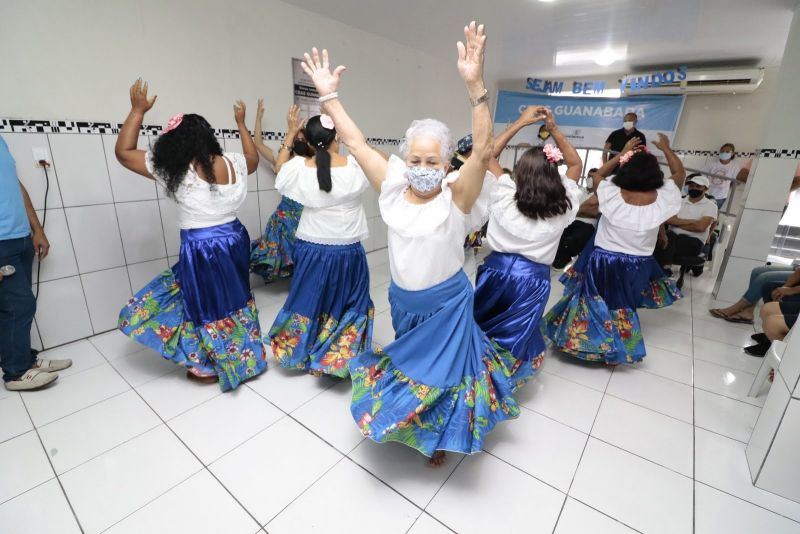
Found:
[250,196,303,283]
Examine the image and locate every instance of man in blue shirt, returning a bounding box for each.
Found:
[0,135,72,390]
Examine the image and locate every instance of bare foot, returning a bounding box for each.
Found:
[427,450,447,468]
[186,371,217,384]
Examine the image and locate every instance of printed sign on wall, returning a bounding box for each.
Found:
[292,57,320,118]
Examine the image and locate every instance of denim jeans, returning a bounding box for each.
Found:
[742,265,796,304]
[0,236,36,381]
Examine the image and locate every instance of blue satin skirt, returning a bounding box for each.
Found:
[348,270,536,457]
[474,251,550,363]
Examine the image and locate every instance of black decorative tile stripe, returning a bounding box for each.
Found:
[673,149,756,158]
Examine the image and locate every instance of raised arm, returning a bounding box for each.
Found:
[234,100,258,174]
[492,106,544,158]
[115,78,157,179]
[450,21,493,213]
[301,48,388,191]
[253,98,276,169]
[597,136,641,178]
[274,104,304,173]
[544,108,582,180]
[652,133,685,189]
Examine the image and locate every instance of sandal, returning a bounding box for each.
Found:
[709,309,731,319]
[723,313,754,325]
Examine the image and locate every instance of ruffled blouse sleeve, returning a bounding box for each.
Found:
[144,150,166,185]
[597,178,682,230]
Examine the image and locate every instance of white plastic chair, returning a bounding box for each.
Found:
[748,339,788,397]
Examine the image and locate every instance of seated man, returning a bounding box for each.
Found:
[552,168,600,269]
[655,174,718,275]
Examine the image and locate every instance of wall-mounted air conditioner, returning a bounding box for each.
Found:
[622,68,764,95]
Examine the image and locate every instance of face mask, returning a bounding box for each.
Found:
[623,121,635,130]
[687,189,704,199]
[539,131,550,140]
[406,166,446,194]
[719,152,732,161]
[293,140,310,157]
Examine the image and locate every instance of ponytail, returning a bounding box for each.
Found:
[304,115,337,193]
[314,142,333,193]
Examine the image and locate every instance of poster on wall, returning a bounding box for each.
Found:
[494,90,685,151]
[292,57,320,118]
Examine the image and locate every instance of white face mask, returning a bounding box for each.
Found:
[623,121,635,130]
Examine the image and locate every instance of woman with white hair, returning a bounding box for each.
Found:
[301,21,533,466]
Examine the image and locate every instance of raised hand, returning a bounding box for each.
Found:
[622,136,643,153]
[255,98,265,124]
[652,132,671,151]
[542,107,557,131]
[234,100,246,125]
[457,21,486,86]
[301,48,346,97]
[129,78,157,114]
[286,104,302,134]
[518,106,546,126]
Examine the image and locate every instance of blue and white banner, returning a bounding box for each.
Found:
[494,90,685,151]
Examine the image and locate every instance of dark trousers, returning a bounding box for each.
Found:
[0,236,37,381]
[553,220,595,269]
[654,231,703,267]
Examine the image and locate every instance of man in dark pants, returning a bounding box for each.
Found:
[655,175,718,275]
[0,135,71,391]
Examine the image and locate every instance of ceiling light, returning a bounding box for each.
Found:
[538,0,558,3]
[555,45,628,67]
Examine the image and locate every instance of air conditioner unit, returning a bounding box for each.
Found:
[622,68,764,95]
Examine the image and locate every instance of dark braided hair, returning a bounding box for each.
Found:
[151,114,222,197]
[512,147,571,220]
[304,115,336,193]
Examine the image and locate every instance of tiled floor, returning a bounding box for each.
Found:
[3,248,800,533]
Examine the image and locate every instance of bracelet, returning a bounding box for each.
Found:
[279,143,291,151]
[318,92,339,103]
[469,89,489,107]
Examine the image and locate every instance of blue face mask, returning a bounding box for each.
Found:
[719,152,732,161]
[406,166,445,194]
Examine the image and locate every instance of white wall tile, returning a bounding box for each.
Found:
[258,190,282,230]
[32,209,79,283]
[373,217,388,250]
[756,399,800,503]
[3,133,63,209]
[116,201,167,264]
[239,194,262,242]
[35,276,92,348]
[48,134,113,206]
[65,204,125,273]
[744,158,798,212]
[127,258,169,291]
[257,153,278,191]
[747,376,791,481]
[716,256,767,303]
[81,267,133,333]
[158,200,181,256]
[103,135,157,202]
[730,209,783,262]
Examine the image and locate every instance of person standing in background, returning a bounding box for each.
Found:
[603,112,646,165]
[704,142,750,210]
[0,135,72,391]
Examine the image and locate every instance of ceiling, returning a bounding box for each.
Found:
[284,0,796,81]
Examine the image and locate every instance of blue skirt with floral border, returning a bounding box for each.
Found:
[250,196,303,283]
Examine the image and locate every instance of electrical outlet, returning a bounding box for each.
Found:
[32,147,49,167]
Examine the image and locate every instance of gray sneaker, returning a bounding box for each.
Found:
[5,369,58,391]
[33,358,73,372]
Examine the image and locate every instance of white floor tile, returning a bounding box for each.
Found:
[692,317,757,348]
[135,369,223,420]
[371,310,396,347]
[37,339,106,378]
[0,479,81,534]
[0,432,54,504]
[484,407,587,492]
[37,390,161,474]
[630,345,693,385]
[695,483,800,534]
[694,428,800,522]
[244,357,336,413]
[694,388,761,443]
[348,440,463,509]
[291,381,364,454]
[105,470,259,534]
[641,325,693,356]
[0,394,33,444]
[570,438,692,534]
[59,425,201,534]
[209,417,341,525]
[606,367,693,423]
[540,352,613,392]
[694,359,763,407]
[21,363,131,427]
[407,513,453,534]
[693,336,763,374]
[109,348,179,387]
[427,453,565,534]
[369,282,391,314]
[554,498,637,534]
[515,372,603,433]
[591,395,693,476]
[267,459,420,534]
[639,308,693,334]
[89,330,142,360]
[168,386,283,464]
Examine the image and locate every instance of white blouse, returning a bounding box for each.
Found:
[594,178,682,256]
[146,151,248,229]
[276,155,370,245]
[381,155,491,291]
[487,174,582,265]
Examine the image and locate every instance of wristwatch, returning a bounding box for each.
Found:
[469,89,489,107]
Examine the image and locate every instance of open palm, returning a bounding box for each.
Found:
[457,21,486,84]
[301,48,346,97]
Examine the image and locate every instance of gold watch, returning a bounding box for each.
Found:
[469,89,489,107]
